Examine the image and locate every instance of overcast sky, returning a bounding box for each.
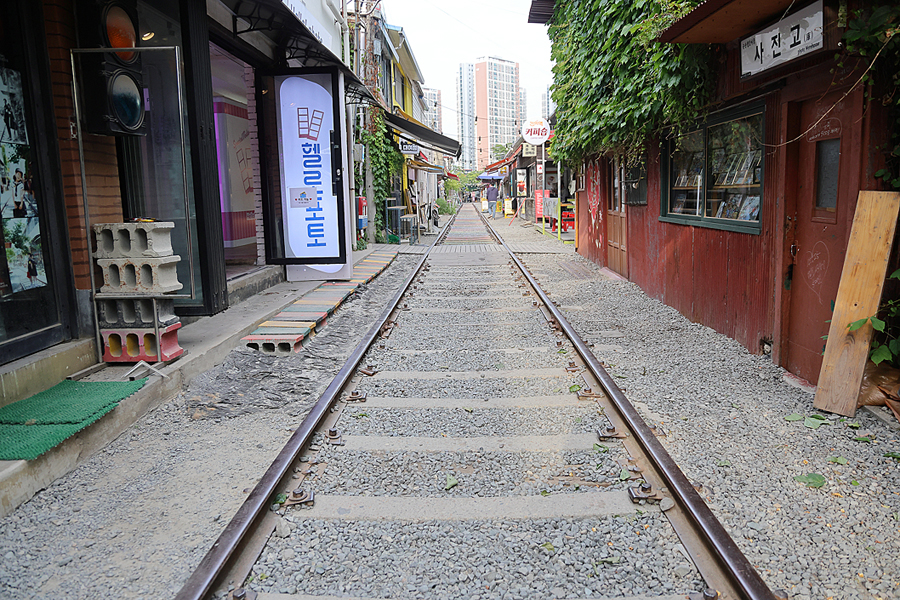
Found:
[379,0,554,140]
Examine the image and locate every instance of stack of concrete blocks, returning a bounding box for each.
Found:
[93,222,184,363]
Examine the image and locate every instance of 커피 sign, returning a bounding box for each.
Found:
[274,73,345,262]
[740,0,823,78]
[522,118,550,145]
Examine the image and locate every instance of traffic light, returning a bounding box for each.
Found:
[76,0,146,136]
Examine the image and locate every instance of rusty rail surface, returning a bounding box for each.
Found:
[174,213,456,600]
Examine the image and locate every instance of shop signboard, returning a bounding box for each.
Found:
[535,189,544,217]
[740,0,823,78]
[522,118,550,145]
[400,141,419,154]
[522,143,537,157]
[273,70,347,265]
[281,0,333,48]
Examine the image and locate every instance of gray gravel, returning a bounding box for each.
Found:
[0,254,420,600]
[247,515,703,598]
[338,405,605,437]
[354,374,584,399]
[488,219,900,600]
[309,447,633,497]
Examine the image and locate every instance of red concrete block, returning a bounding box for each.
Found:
[101,322,183,363]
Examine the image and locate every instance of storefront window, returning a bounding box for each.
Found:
[663,109,764,233]
[0,6,63,353]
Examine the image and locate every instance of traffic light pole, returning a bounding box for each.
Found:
[71,46,196,362]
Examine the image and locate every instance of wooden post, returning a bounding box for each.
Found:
[814,191,900,416]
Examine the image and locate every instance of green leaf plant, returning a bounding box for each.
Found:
[846,268,900,367]
[546,0,715,166]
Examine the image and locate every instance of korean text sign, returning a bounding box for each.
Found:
[274,73,345,262]
[740,1,823,78]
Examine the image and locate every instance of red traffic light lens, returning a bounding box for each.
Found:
[109,72,143,131]
[105,5,137,63]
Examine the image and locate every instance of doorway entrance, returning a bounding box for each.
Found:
[783,89,858,384]
[607,160,628,278]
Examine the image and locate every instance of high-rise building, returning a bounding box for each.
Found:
[423,88,442,134]
[519,88,528,129]
[456,63,476,171]
[541,86,556,119]
[474,56,521,170]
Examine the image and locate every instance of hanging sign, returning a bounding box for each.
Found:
[536,162,543,175]
[522,143,537,157]
[274,72,346,263]
[281,0,333,48]
[400,141,419,154]
[522,118,550,145]
[740,0,823,78]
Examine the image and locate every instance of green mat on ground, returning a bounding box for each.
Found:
[0,378,147,461]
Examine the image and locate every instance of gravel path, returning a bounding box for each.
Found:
[0,255,420,600]
[489,218,900,600]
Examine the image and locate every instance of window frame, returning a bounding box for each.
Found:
[660,102,765,235]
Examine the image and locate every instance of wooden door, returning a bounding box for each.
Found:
[784,91,857,384]
[607,161,628,277]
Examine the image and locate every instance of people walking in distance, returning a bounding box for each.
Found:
[486,182,498,219]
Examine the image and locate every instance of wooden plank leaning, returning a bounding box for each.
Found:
[814,191,900,416]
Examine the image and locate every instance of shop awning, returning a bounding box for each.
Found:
[384,111,461,158]
[223,0,376,103]
[408,158,445,174]
[444,171,459,180]
[477,172,504,180]
[657,0,798,44]
[484,146,522,173]
[527,0,556,24]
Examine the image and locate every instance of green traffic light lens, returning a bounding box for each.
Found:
[110,72,143,131]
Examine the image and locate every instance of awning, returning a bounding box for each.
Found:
[408,158,444,174]
[222,0,376,103]
[657,0,798,44]
[484,146,522,172]
[477,172,504,181]
[527,0,556,24]
[444,171,459,180]
[384,111,461,158]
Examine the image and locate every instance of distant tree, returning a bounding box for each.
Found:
[490,143,512,162]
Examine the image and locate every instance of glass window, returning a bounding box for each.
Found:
[815,138,839,210]
[664,110,763,232]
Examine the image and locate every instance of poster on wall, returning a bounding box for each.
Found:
[273,71,346,265]
[0,68,45,296]
[214,99,256,248]
[516,169,527,197]
[0,68,29,146]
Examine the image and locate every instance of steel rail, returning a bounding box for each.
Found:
[484,215,779,600]
[174,213,456,600]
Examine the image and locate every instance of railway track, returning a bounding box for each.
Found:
[177,204,785,600]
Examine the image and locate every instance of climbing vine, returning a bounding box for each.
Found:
[547,0,715,165]
[840,3,900,189]
[359,108,403,242]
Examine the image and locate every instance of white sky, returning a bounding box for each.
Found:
[378,0,553,140]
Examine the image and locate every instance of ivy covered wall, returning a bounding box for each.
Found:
[547,0,715,165]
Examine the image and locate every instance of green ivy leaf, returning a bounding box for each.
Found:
[884,452,900,460]
[541,542,555,553]
[594,443,609,453]
[871,344,893,365]
[870,316,886,332]
[853,436,873,443]
[619,468,630,481]
[793,473,826,488]
[569,384,582,393]
[828,456,848,464]
[784,413,803,421]
[445,474,459,491]
[848,318,869,331]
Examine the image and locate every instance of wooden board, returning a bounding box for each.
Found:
[814,191,900,416]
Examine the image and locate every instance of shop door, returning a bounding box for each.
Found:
[784,91,856,383]
[607,161,628,277]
